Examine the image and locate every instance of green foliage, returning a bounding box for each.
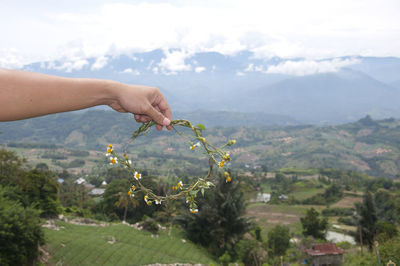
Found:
[374,189,400,223]
[234,238,265,265]
[300,208,328,239]
[0,185,45,266]
[59,179,93,211]
[177,175,251,257]
[0,149,60,217]
[379,236,400,264]
[302,183,343,205]
[376,221,398,242]
[267,225,291,257]
[218,252,232,265]
[322,207,354,217]
[359,192,378,250]
[99,177,159,223]
[138,217,159,234]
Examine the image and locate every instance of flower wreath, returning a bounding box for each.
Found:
[105,119,236,213]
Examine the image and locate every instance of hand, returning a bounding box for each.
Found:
[107,83,172,131]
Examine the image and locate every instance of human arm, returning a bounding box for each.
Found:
[0,69,172,130]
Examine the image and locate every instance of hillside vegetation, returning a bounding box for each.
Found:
[1,111,400,178]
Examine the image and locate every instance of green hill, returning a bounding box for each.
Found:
[43,221,214,265]
[1,110,400,178]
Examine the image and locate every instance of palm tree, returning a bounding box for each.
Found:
[115,191,139,222]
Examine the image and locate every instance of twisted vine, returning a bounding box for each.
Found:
[106,119,236,213]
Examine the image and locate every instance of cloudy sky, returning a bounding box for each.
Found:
[1,0,399,68]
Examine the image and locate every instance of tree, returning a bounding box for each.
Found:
[0,185,44,266]
[267,225,291,256]
[115,191,139,222]
[301,208,328,239]
[358,192,377,250]
[177,175,251,257]
[100,176,159,222]
[0,149,60,217]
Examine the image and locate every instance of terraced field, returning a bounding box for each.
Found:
[43,221,214,265]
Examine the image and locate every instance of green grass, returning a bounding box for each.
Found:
[290,181,326,201]
[44,221,215,265]
[247,203,324,239]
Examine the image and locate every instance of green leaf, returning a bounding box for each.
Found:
[196,124,206,131]
[201,188,205,196]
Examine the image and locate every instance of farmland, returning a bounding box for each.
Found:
[43,221,214,265]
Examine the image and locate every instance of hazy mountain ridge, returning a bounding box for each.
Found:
[20,50,400,124]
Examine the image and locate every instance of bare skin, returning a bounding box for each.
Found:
[0,69,172,130]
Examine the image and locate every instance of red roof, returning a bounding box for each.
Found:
[305,243,345,256]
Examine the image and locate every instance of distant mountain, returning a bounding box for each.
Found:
[251,69,400,123]
[0,109,297,149]
[20,50,400,124]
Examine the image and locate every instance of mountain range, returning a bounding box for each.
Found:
[20,50,400,124]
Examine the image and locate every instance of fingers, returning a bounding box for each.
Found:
[145,104,171,126]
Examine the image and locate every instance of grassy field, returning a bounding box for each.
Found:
[246,203,325,239]
[43,221,215,265]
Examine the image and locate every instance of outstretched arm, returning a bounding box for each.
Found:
[0,69,172,130]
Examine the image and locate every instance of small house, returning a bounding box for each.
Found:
[305,243,345,266]
[89,188,105,196]
[256,193,271,203]
[75,177,86,185]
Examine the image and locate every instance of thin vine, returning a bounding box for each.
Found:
[105,119,236,213]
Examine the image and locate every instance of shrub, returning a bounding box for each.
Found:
[0,186,44,266]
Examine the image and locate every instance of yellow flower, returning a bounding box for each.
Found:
[224,171,230,178]
[190,208,198,214]
[199,137,206,142]
[219,160,225,168]
[106,144,113,156]
[128,190,132,195]
[123,153,129,160]
[131,185,136,190]
[144,195,152,205]
[226,177,232,183]
[190,142,200,150]
[177,181,183,189]
[172,186,177,191]
[134,171,142,180]
[227,140,236,146]
[109,157,118,165]
[223,153,231,161]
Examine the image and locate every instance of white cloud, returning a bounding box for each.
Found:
[195,66,206,73]
[265,58,360,76]
[122,68,140,75]
[158,50,192,74]
[47,58,89,72]
[91,55,108,70]
[0,48,26,68]
[1,0,399,67]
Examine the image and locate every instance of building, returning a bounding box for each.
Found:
[75,177,86,185]
[305,243,345,266]
[256,193,271,203]
[89,188,105,196]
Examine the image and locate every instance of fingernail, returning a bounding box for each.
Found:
[162,117,171,126]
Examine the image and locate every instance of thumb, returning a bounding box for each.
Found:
[145,105,171,126]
